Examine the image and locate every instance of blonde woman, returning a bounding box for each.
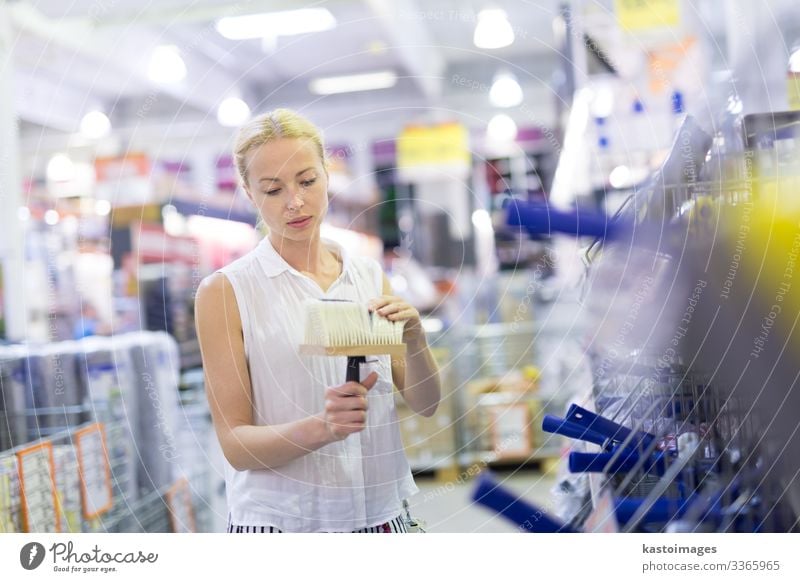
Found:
[195,109,441,533]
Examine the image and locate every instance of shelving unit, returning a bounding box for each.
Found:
[0,332,214,532]
[473,113,800,533]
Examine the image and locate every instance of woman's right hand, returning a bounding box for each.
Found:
[321,371,378,441]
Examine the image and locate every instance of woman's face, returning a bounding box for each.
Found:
[244,137,328,241]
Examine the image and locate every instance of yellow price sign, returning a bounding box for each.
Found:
[397,122,470,169]
[614,0,680,31]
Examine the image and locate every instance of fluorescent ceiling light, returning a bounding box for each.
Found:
[216,8,336,40]
[474,9,515,49]
[217,97,251,127]
[148,45,187,84]
[309,70,397,95]
[490,71,523,107]
[80,111,111,139]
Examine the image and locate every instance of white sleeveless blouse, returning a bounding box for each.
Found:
[217,236,418,532]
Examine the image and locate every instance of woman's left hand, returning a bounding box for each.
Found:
[368,295,424,345]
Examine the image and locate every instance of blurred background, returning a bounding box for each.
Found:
[1,0,800,533]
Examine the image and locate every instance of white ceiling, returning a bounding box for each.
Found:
[6,0,800,157]
[6,0,566,151]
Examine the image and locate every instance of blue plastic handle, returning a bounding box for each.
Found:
[565,404,655,448]
[569,450,640,473]
[542,415,609,448]
[569,450,668,474]
[505,200,628,239]
[471,472,576,533]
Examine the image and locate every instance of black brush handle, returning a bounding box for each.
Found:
[346,356,366,383]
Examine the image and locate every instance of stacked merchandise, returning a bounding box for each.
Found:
[78,337,138,503]
[0,347,27,452]
[394,342,457,471]
[123,332,182,497]
[0,342,90,443]
[451,321,539,464]
[25,343,87,435]
[465,368,544,461]
[173,385,213,531]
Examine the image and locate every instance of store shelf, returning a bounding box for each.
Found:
[170,198,256,226]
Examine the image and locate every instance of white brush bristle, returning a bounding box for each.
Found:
[303,299,404,347]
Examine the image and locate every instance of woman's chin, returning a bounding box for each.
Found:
[273,225,318,241]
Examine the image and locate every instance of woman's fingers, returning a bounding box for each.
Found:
[326,394,367,411]
[376,303,404,316]
[367,296,394,311]
[324,370,382,439]
[360,371,379,390]
[331,410,367,429]
[386,308,417,321]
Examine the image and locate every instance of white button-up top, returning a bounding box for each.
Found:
[217,236,417,532]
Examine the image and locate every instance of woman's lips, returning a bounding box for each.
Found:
[287,216,312,229]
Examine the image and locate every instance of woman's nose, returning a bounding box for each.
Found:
[287,190,304,210]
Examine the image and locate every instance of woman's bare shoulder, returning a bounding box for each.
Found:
[196,272,232,301]
[195,273,242,329]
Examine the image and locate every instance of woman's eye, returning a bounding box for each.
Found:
[301,178,317,188]
[265,188,281,196]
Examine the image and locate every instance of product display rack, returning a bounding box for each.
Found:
[0,419,211,533]
[0,332,214,533]
[472,113,800,533]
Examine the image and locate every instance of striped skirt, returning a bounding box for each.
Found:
[227,514,408,533]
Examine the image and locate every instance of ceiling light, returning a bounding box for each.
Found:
[487,114,518,142]
[490,71,523,107]
[309,70,397,95]
[44,209,60,225]
[148,45,187,84]
[46,154,75,182]
[216,8,336,40]
[790,48,800,73]
[80,110,111,139]
[474,9,515,49]
[217,97,251,127]
[94,200,111,216]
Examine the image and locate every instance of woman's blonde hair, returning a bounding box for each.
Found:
[233,108,326,188]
